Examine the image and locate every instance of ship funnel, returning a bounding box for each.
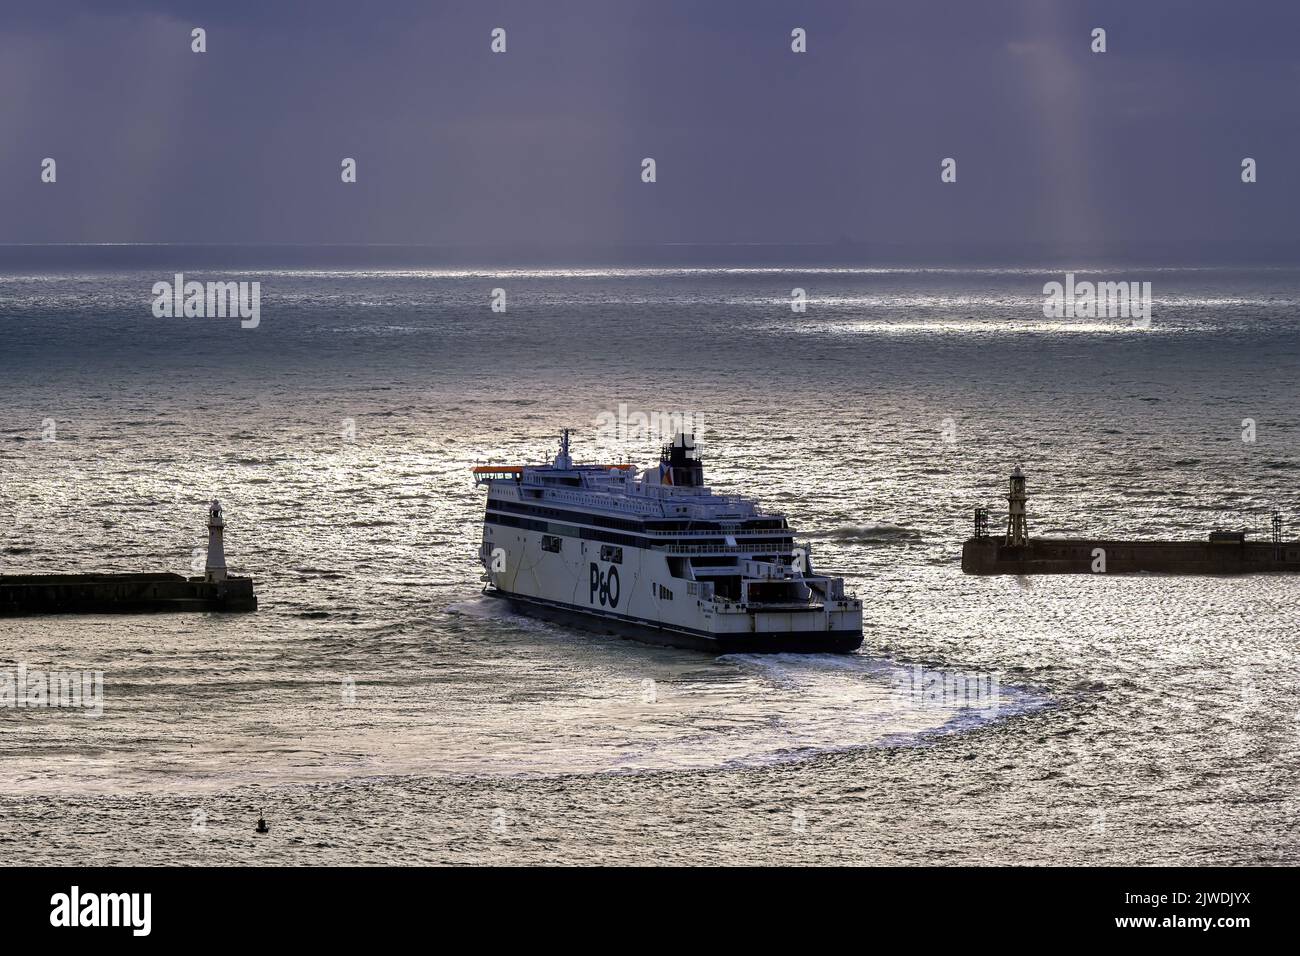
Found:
[660,433,704,487]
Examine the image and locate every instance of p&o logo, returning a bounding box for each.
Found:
[589,563,620,609]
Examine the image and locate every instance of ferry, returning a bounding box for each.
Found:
[473,431,863,653]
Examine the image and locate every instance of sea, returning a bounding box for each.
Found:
[1,247,1297,864]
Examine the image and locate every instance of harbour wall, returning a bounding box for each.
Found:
[962,538,1300,575]
[0,573,257,616]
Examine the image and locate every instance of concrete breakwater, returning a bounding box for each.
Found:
[964,467,1300,575]
[0,499,257,615]
[962,536,1300,575]
[0,572,257,615]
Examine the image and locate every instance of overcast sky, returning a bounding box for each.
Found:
[2,0,1297,250]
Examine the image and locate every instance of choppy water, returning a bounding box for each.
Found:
[1,258,1298,864]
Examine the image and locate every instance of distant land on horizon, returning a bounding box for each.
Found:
[3,239,1300,271]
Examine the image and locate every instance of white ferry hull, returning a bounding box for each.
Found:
[486,587,864,653]
[481,522,863,654]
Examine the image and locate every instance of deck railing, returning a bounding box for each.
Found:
[652,543,792,555]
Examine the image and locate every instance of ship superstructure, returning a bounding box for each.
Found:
[473,431,862,652]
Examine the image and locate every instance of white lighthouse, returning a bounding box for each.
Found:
[1006,466,1029,547]
[206,499,228,582]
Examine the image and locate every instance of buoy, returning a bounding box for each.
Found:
[255,810,269,834]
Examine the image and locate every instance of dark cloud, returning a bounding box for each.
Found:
[2,0,1297,250]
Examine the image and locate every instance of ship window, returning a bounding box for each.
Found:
[541,535,563,553]
[600,545,623,564]
[658,585,674,601]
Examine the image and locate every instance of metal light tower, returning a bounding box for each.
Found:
[1006,466,1029,547]
[206,500,228,583]
[554,429,573,469]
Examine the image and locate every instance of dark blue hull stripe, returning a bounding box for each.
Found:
[484,502,793,551]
